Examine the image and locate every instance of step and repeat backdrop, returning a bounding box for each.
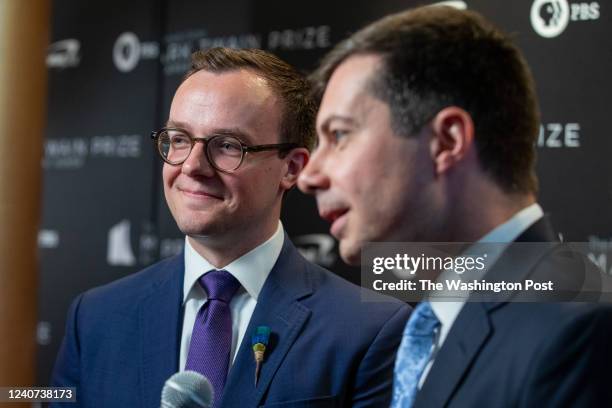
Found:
[37,0,611,383]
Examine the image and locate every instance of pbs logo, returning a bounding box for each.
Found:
[530,0,570,38]
[112,32,159,73]
[113,32,141,72]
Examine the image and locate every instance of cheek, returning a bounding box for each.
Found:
[250,163,281,187]
[235,166,281,204]
[336,157,379,203]
[162,165,179,187]
[162,165,180,205]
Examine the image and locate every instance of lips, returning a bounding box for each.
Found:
[178,187,223,200]
[320,207,349,238]
[320,208,347,223]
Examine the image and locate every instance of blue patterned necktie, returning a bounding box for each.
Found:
[391,301,440,408]
[185,270,241,407]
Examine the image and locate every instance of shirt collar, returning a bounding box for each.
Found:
[183,222,284,304]
[431,203,544,328]
[478,203,544,244]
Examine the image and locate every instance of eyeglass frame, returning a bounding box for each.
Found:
[150,127,300,173]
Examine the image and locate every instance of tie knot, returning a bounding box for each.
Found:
[199,270,241,303]
[405,301,440,337]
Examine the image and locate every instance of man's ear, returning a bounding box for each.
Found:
[280,147,310,190]
[429,106,475,175]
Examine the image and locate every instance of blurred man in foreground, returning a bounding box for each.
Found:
[51,48,410,407]
[299,6,612,407]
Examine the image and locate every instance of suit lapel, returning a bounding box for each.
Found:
[514,216,557,243]
[219,236,313,408]
[139,255,184,408]
[477,216,559,304]
[415,302,491,407]
[416,217,559,407]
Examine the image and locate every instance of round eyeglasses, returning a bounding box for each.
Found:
[151,128,298,172]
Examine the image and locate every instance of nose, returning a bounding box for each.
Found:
[297,148,330,195]
[181,141,216,177]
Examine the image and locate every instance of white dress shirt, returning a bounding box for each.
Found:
[179,222,284,371]
[418,203,544,387]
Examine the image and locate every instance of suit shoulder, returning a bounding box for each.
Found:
[304,260,411,317]
[79,255,182,308]
[494,302,612,340]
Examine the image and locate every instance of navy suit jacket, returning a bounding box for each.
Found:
[414,218,612,407]
[51,236,411,407]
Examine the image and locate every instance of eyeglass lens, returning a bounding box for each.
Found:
[158,130,244,171]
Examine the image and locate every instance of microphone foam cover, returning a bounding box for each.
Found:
[161,370,214,408]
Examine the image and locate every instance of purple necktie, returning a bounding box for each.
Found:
[185,270,241,407]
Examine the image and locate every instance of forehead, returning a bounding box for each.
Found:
[169,69,281,141]
[317,54,384,123]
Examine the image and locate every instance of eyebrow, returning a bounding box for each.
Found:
[319,114,358,133]
[165,119,189,129]
[165,121,255,143]
[210,128,254,144]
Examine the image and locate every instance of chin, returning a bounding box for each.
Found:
[176,219,216,237]
[339,240,363,267]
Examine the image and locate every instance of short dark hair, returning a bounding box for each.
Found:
[186,47,317,151]
[311,6,540,194]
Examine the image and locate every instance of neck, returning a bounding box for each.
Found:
[188,220,279,268]
[446,179,536,242]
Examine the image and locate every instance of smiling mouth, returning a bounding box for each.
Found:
[179,188,223,200]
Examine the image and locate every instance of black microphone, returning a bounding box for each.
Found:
[161,370,214,408]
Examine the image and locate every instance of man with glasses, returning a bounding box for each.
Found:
[51,47,410,407]
[298,6,612,408]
